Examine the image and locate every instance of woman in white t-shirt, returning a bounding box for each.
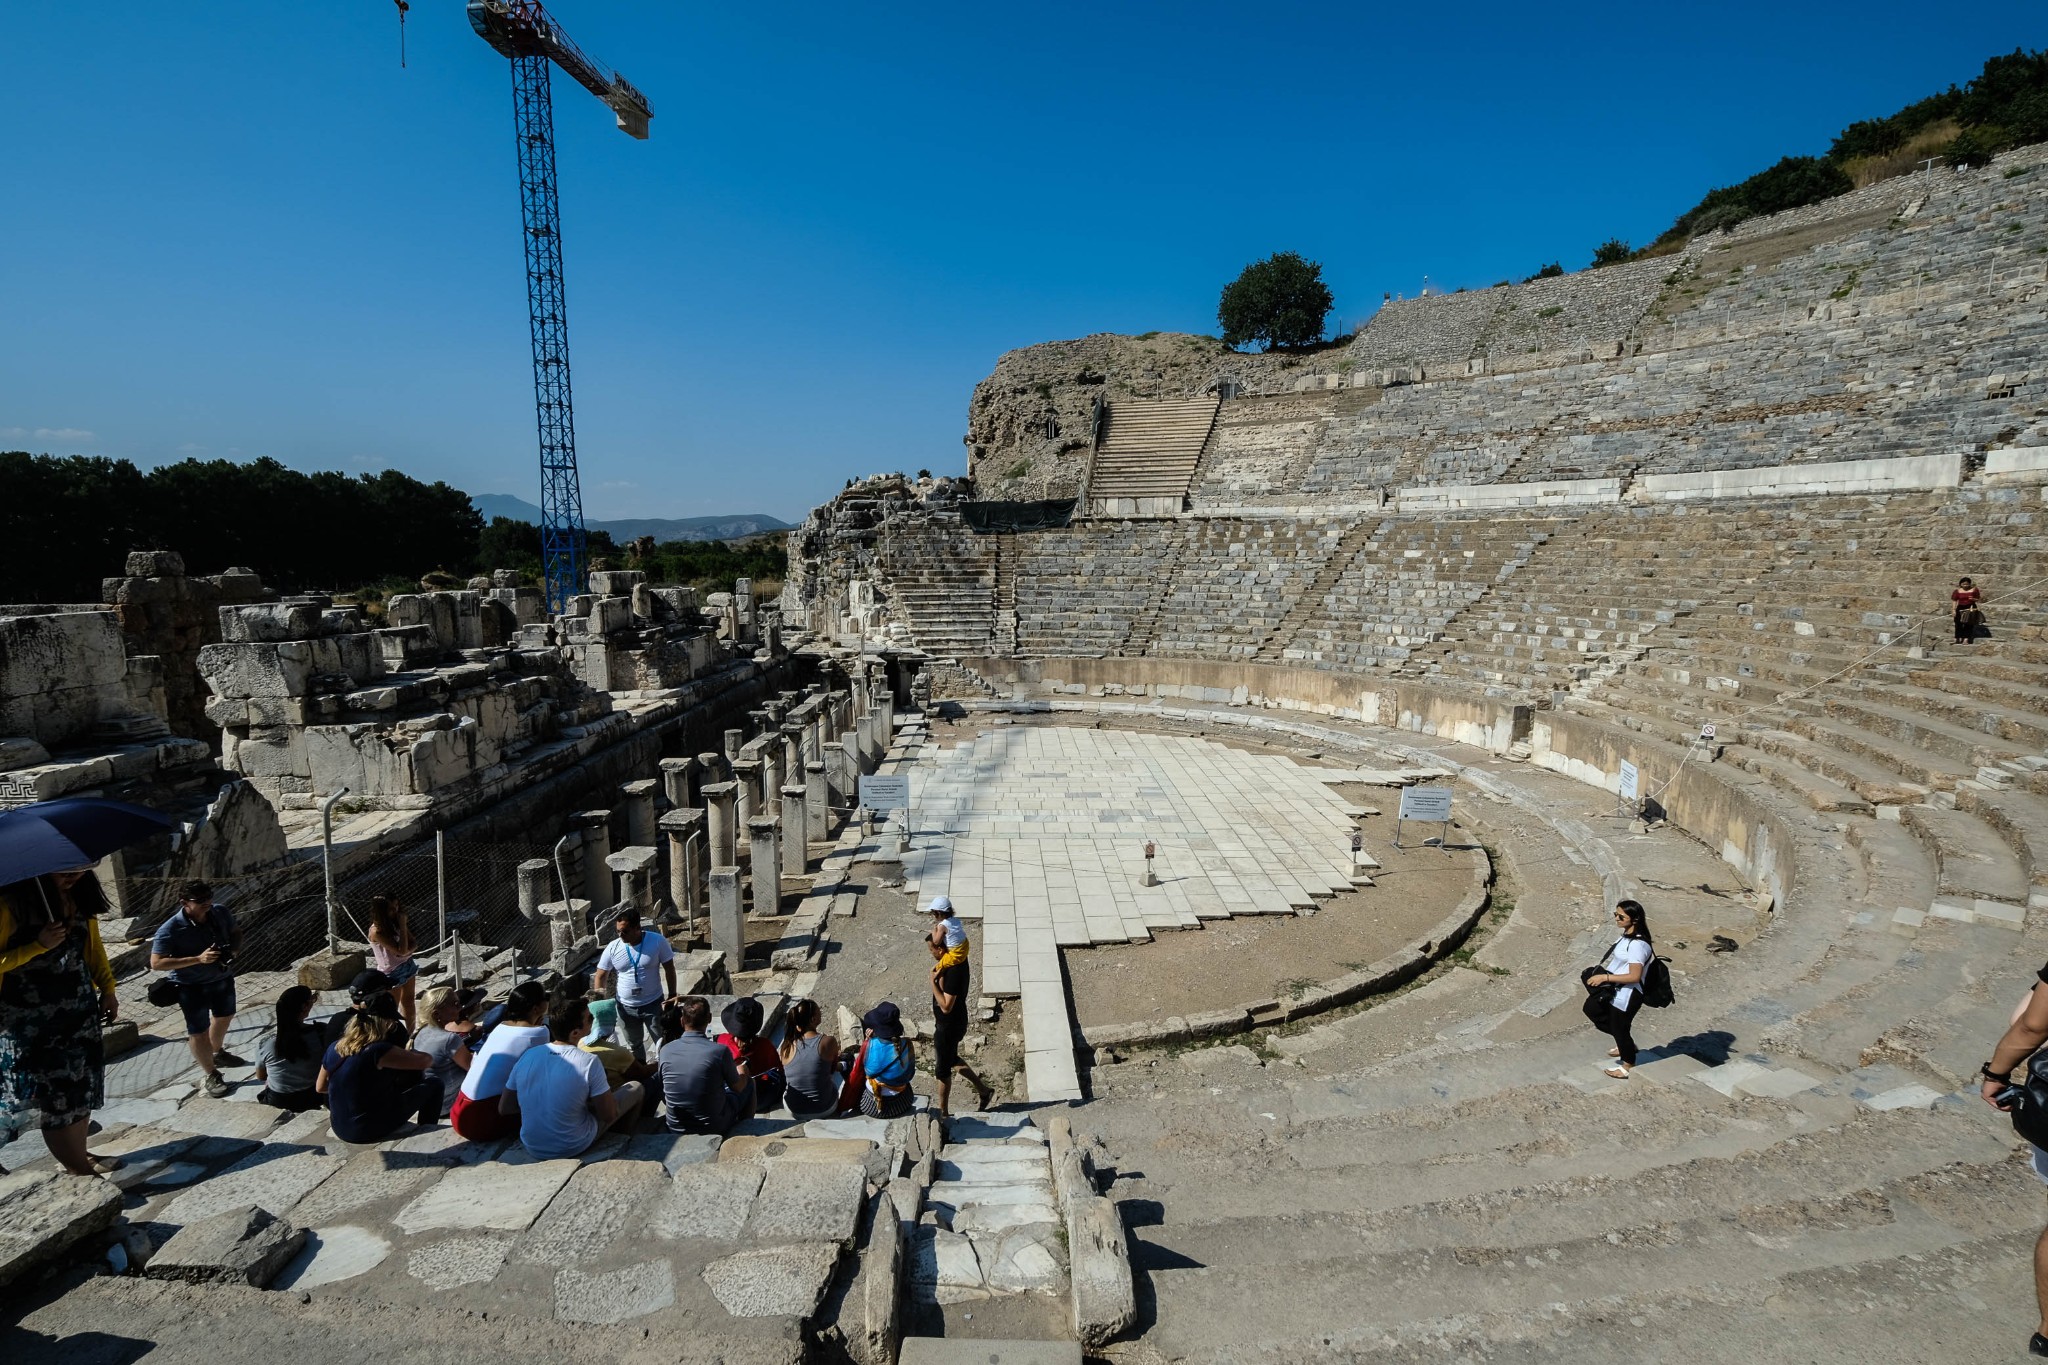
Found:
[1582,899,1654,1079]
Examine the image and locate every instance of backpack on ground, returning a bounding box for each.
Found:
[1640,954,1675,1009]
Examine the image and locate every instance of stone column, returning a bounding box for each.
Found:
[606,846,659,919]
[517,858,555,923]
[760,744,783,816]
[731,756,762,836]
[703,782,738,868]
[805,760,829,844]
[697,751,725,784]
[723,728,744,763]
[541,898,594,975]
[709,867,744,964]
[620,779,658,850]
[842,729,864,785]
[780,786,808,877]
[659,755,697,809]
[660,809,704,935]
[576,810,614,916]
[748,817,782,918]
[781,726,804,789]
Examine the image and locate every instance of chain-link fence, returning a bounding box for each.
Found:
[117,834,570,985]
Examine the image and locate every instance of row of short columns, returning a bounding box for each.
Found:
[657,681,875,966]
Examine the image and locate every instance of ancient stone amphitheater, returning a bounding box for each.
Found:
[784,142,2048,1360]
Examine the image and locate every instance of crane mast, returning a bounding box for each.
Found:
[465,1,650,614]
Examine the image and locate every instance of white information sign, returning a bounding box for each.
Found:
[1699,723,1716,741]
[858,774,911,811]
[1397,786,1454,822]
[1618,761,1639,802]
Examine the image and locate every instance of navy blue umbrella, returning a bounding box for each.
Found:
[0,797,179,888]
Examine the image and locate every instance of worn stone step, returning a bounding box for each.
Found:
[1134,1158,2032,1362]
[1900,803,2031,905]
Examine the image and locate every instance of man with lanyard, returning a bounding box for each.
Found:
[148,880,243,1098]
[592,908,676,1064]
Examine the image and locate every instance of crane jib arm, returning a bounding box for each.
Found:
[466,0,652,138]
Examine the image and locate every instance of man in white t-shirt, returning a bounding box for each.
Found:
[501,994,645,1159]
[592,909,677,1063]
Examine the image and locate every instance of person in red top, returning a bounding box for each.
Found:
[1953,576,1985,644]
[719,998,784,1114]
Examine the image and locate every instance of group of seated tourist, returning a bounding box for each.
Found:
[257,949,919,1156]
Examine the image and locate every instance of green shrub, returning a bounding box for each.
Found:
[1590,238,1632,268]
[1654,155,1853,247]
[1526,262,1564,281]
[1945,126,2001,168]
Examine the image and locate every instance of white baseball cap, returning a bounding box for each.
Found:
[927,895,953,914]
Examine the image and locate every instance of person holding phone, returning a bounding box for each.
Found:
[149,879,243,1098]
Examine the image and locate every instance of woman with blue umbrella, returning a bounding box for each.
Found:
[0,868,121,1175]
[0,797,176,1177]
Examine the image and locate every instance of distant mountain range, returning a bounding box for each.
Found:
[472,493,792,543]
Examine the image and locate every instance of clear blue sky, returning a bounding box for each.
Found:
[3,3,2040,523]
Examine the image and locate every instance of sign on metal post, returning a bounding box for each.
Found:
[1395,785,1454,850]
[1617,759,1639,819]
[857,774,911,811]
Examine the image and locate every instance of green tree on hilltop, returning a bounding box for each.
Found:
[1218,252,1333,351]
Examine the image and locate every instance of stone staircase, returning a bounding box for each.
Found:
[990,534,1019,657]
[875,525,998,659]
[1084,398,1220,516]
[1116,527,1188,657]
[1253,518,1385,662]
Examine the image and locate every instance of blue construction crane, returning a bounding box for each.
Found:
[465,1,651,614]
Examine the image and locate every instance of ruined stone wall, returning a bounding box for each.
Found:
[198,564,756,815]
[783,473,984,651]
[100,551,271,740]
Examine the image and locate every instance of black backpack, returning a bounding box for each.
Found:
[1640,953,1675,1009]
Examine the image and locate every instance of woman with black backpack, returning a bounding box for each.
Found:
[1583,899,1655,1080]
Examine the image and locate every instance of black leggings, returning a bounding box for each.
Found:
[1583,991,1645,1066]
[258,1087,326,1113]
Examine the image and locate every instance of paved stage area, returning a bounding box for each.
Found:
[894,726,1434,1101]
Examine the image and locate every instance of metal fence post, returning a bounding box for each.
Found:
[320,787,349,955]
[436,830,448,963]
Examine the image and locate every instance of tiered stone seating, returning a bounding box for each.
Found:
[1069,705,2041,1362]
[1011,523,1183,656]
[1272,516,1547,669]
[1146,518,1349,660]
[1187,393,1374,508]
[1400,508,1700,691]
